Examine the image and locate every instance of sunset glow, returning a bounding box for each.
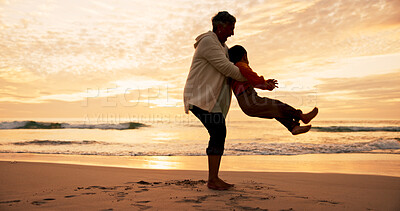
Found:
[1,0,399,119]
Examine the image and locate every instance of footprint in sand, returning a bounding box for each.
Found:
[0,200,21,205]
[0,200,21,204]
[318,200,340,205]
[108,191,128,199]
[136,181,151,185]
[131,204,152,210]
[293,195,309,199]
[176,197,202,204]
[87,185,114,190]
[81,192,96,195]
[134,188,149,193]
[176,194,217,204]
[235,205,268,211]
[274,189,289,193]
[279,208,294,211]
[31,198,56,206]
[136,201,150,204]
[31,201,46,206]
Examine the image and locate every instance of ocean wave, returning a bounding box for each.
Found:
[1,138,399,156]
[12,140,104,146]
[226,139,400,155]
[312,126,400,132]
[0,121,147,130]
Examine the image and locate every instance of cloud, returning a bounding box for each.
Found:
[318,71,400,96]
[229,0,400,77]
[1,0,400,118]
[316,71,400,118]
[0,66,41,83]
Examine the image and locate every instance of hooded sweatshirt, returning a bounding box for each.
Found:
[183,31,246,115]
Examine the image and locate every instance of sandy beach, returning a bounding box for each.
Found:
[1,161,399,210]
[2,0,400,210]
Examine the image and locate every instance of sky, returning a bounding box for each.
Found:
[0,0,399,121]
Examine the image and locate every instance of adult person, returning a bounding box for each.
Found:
[183,11,246,190]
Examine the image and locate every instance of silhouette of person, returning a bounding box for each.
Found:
[183,11,246,190]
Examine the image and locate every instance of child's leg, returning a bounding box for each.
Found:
[236,88,315,135]
[236,88,303,132]
[237,88,302,121]
[275,117,300,132]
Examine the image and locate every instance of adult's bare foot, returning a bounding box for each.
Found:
[208,178,232,190]
[291,125,311,135]
[218,178,234,187]
[301,107,318,124]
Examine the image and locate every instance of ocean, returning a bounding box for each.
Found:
[1,118,399,157]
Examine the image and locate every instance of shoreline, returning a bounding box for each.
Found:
[1,153,399,177]
[1,161,399,210]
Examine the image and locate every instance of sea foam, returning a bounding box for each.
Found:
[312,126,400,132]
[0,121,147,130]
[2,138,399,156]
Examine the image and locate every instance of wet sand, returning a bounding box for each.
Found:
[1,161,399,210]
[1,153,399,177]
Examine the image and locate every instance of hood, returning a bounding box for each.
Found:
[194,31,217,49]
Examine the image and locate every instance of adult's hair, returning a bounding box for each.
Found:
[228,45,247,64]
[212,11,236,32]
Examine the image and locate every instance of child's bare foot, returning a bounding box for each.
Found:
[300,107,318,124]
[291,125,311,135]
[207,178,233,190]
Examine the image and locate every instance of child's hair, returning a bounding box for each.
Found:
[228,45,247,64]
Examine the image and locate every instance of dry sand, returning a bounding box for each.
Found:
[1,161,399,210]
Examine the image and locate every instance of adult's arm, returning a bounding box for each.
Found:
[198,37,247,81]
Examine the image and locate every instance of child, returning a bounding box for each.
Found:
[229,45,318,135]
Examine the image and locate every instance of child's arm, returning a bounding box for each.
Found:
[236,62,276,91]
[265,79,278,91]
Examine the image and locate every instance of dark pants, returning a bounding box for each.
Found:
[190,105,226,156]
[236,88,302,131]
